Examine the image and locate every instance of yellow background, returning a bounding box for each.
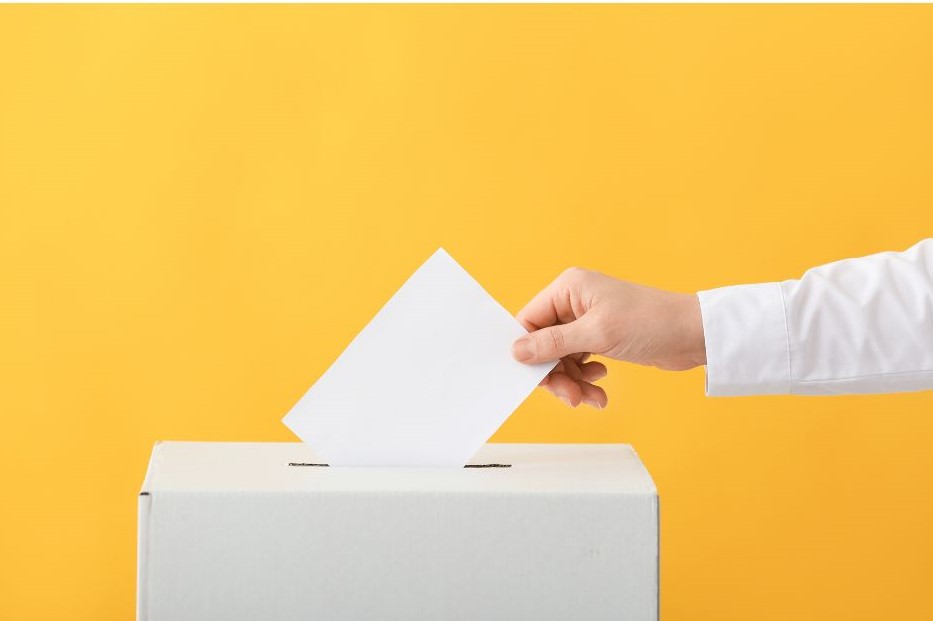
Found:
[2,5,932,620]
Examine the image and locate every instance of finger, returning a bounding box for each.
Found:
[512,315,599,364]
[579,382,609,409]
[540,358,571,385]
[580,361,607,382]
[542,372,584,406]
[562,357,583,381]
[515,269,583,331]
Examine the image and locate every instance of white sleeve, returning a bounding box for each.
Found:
[697,239,933,396]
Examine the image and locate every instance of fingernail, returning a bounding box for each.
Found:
[584,399,602,409]
[559,395,573,407]
[512,337,535,362]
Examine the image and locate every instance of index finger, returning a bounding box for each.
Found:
[515,270,580,331]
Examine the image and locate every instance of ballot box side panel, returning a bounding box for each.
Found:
[144,490,658,621]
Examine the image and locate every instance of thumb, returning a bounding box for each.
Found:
[511,318,597,364]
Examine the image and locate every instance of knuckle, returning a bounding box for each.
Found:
[559,267,598,290]
[547,328,565,356]
[561,266,587,280]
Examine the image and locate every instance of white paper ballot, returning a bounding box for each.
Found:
[282,248,557,466]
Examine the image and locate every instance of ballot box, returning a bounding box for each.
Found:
[137,442,659,621]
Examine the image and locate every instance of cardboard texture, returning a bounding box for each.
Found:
[137,442,659,621]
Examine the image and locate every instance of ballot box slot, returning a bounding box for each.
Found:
[286,462,512,468]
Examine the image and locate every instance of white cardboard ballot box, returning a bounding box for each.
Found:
[137,442,659,621]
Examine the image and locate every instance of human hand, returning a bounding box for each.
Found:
[512,268,706,408]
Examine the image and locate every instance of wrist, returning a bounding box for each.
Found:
[680,293,707,368]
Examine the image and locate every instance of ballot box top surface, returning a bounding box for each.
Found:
[141,442,657,496]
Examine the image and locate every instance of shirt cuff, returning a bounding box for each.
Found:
[697,282,791,396]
